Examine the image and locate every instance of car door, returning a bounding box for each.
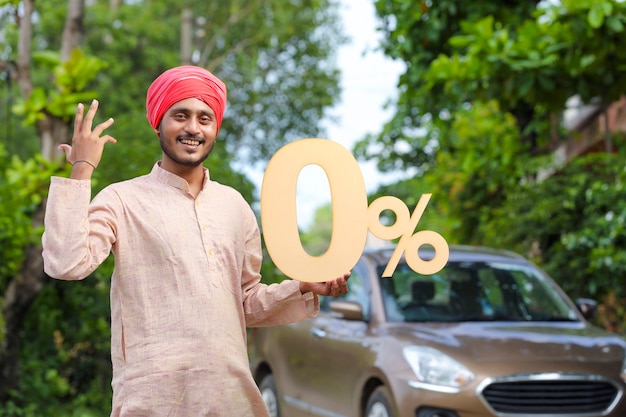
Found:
[293,262,373,417]
[269,317,322,417]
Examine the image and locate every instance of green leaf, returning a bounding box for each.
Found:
[588,4,605,28]
[606,16,625,32]
[12,88,48,125]
[51,48,107,94]
[32,50,62,69]
[47,91,99,119]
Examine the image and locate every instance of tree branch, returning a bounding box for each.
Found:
[15,0,33,98]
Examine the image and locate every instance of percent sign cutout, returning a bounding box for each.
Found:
[261,138,449,282]
[367,194,449,277]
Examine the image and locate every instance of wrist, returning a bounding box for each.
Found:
[70,160,96,179]
[72,160,97,170]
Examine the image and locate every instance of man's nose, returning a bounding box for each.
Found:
[184,117,201,134]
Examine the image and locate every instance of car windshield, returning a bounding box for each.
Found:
[379,260,580,323]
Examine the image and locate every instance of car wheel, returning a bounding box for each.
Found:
[364,386,396,417]
[259,373,281,417]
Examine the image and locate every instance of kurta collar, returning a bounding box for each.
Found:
[150,162,210,192]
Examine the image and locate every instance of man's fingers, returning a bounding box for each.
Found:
[76,99,115,142]
[93,117,115,138]
[102,135,118,145]
[81,99,100,133]
[323,272,351,296]
[73,103,84,135]
[58,144,72,160]
[338,278,348,293]
[67,100,116,167]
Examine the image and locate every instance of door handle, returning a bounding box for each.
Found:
[311,327,327,338]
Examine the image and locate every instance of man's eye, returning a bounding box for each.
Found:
[174,113,186,119]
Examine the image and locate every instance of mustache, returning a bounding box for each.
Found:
[176,134,203,142]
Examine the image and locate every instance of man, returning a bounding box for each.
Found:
[42,65,350,416]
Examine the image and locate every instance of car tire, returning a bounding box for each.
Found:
[364,386,396,417]
[259,373,281,417]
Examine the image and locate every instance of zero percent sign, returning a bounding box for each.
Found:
[261,138,449,283]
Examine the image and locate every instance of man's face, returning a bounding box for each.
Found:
[157,97,218,169]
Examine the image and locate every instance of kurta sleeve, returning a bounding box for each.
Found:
[238,205,319,327]
[42,176,117,280]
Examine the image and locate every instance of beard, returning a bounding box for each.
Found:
[159,132,215,167]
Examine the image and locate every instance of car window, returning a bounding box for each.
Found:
[485,262,578,321]
[379,261,579,323]
[321,261,371,320]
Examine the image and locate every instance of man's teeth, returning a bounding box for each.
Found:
[181,139,200,145]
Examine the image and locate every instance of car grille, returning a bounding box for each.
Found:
[479,376,621,415]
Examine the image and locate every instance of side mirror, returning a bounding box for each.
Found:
[329,300,364,321]
[576,298,598,320]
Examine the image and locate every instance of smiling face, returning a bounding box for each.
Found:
[156,97,218,172]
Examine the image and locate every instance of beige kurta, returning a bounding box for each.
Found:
[42,162,318,416]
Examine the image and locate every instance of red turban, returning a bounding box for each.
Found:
[146,65,227,134]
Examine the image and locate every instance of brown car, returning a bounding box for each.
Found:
[249,245,626,417]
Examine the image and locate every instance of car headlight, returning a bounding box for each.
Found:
[403,346,475,393]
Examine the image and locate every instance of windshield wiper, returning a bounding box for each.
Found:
[453,313,529,322]
[531,316,579,322]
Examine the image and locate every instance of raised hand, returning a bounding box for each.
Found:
[59,99,116,178]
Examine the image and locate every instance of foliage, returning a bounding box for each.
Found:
[488,148,626,301]
[12,49,107,125]
[364,0,626,325]
[0,144,71,411]
[4,272,112,417]
[362,0,626,174]
[300,203,333,256]
[2,0,346,185]
[435,100,528,242]
[35,0,346,166]
[0,147,66,290]
[356,0,538,172]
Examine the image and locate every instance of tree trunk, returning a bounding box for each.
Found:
[0,0,85,403]
[0,204,46,401]
[61,0,85,61]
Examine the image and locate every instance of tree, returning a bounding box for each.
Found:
[0,0,91,403]
[0,0,345,412]
[300,203,333,256]
[364,0,626,166]
[359,1,626,311]
[486,149,626,302]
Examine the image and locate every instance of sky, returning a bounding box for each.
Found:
[249,0,405,229]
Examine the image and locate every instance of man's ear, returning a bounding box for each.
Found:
[154,127,160,137]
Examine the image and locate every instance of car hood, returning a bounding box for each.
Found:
[389,321,626,363]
